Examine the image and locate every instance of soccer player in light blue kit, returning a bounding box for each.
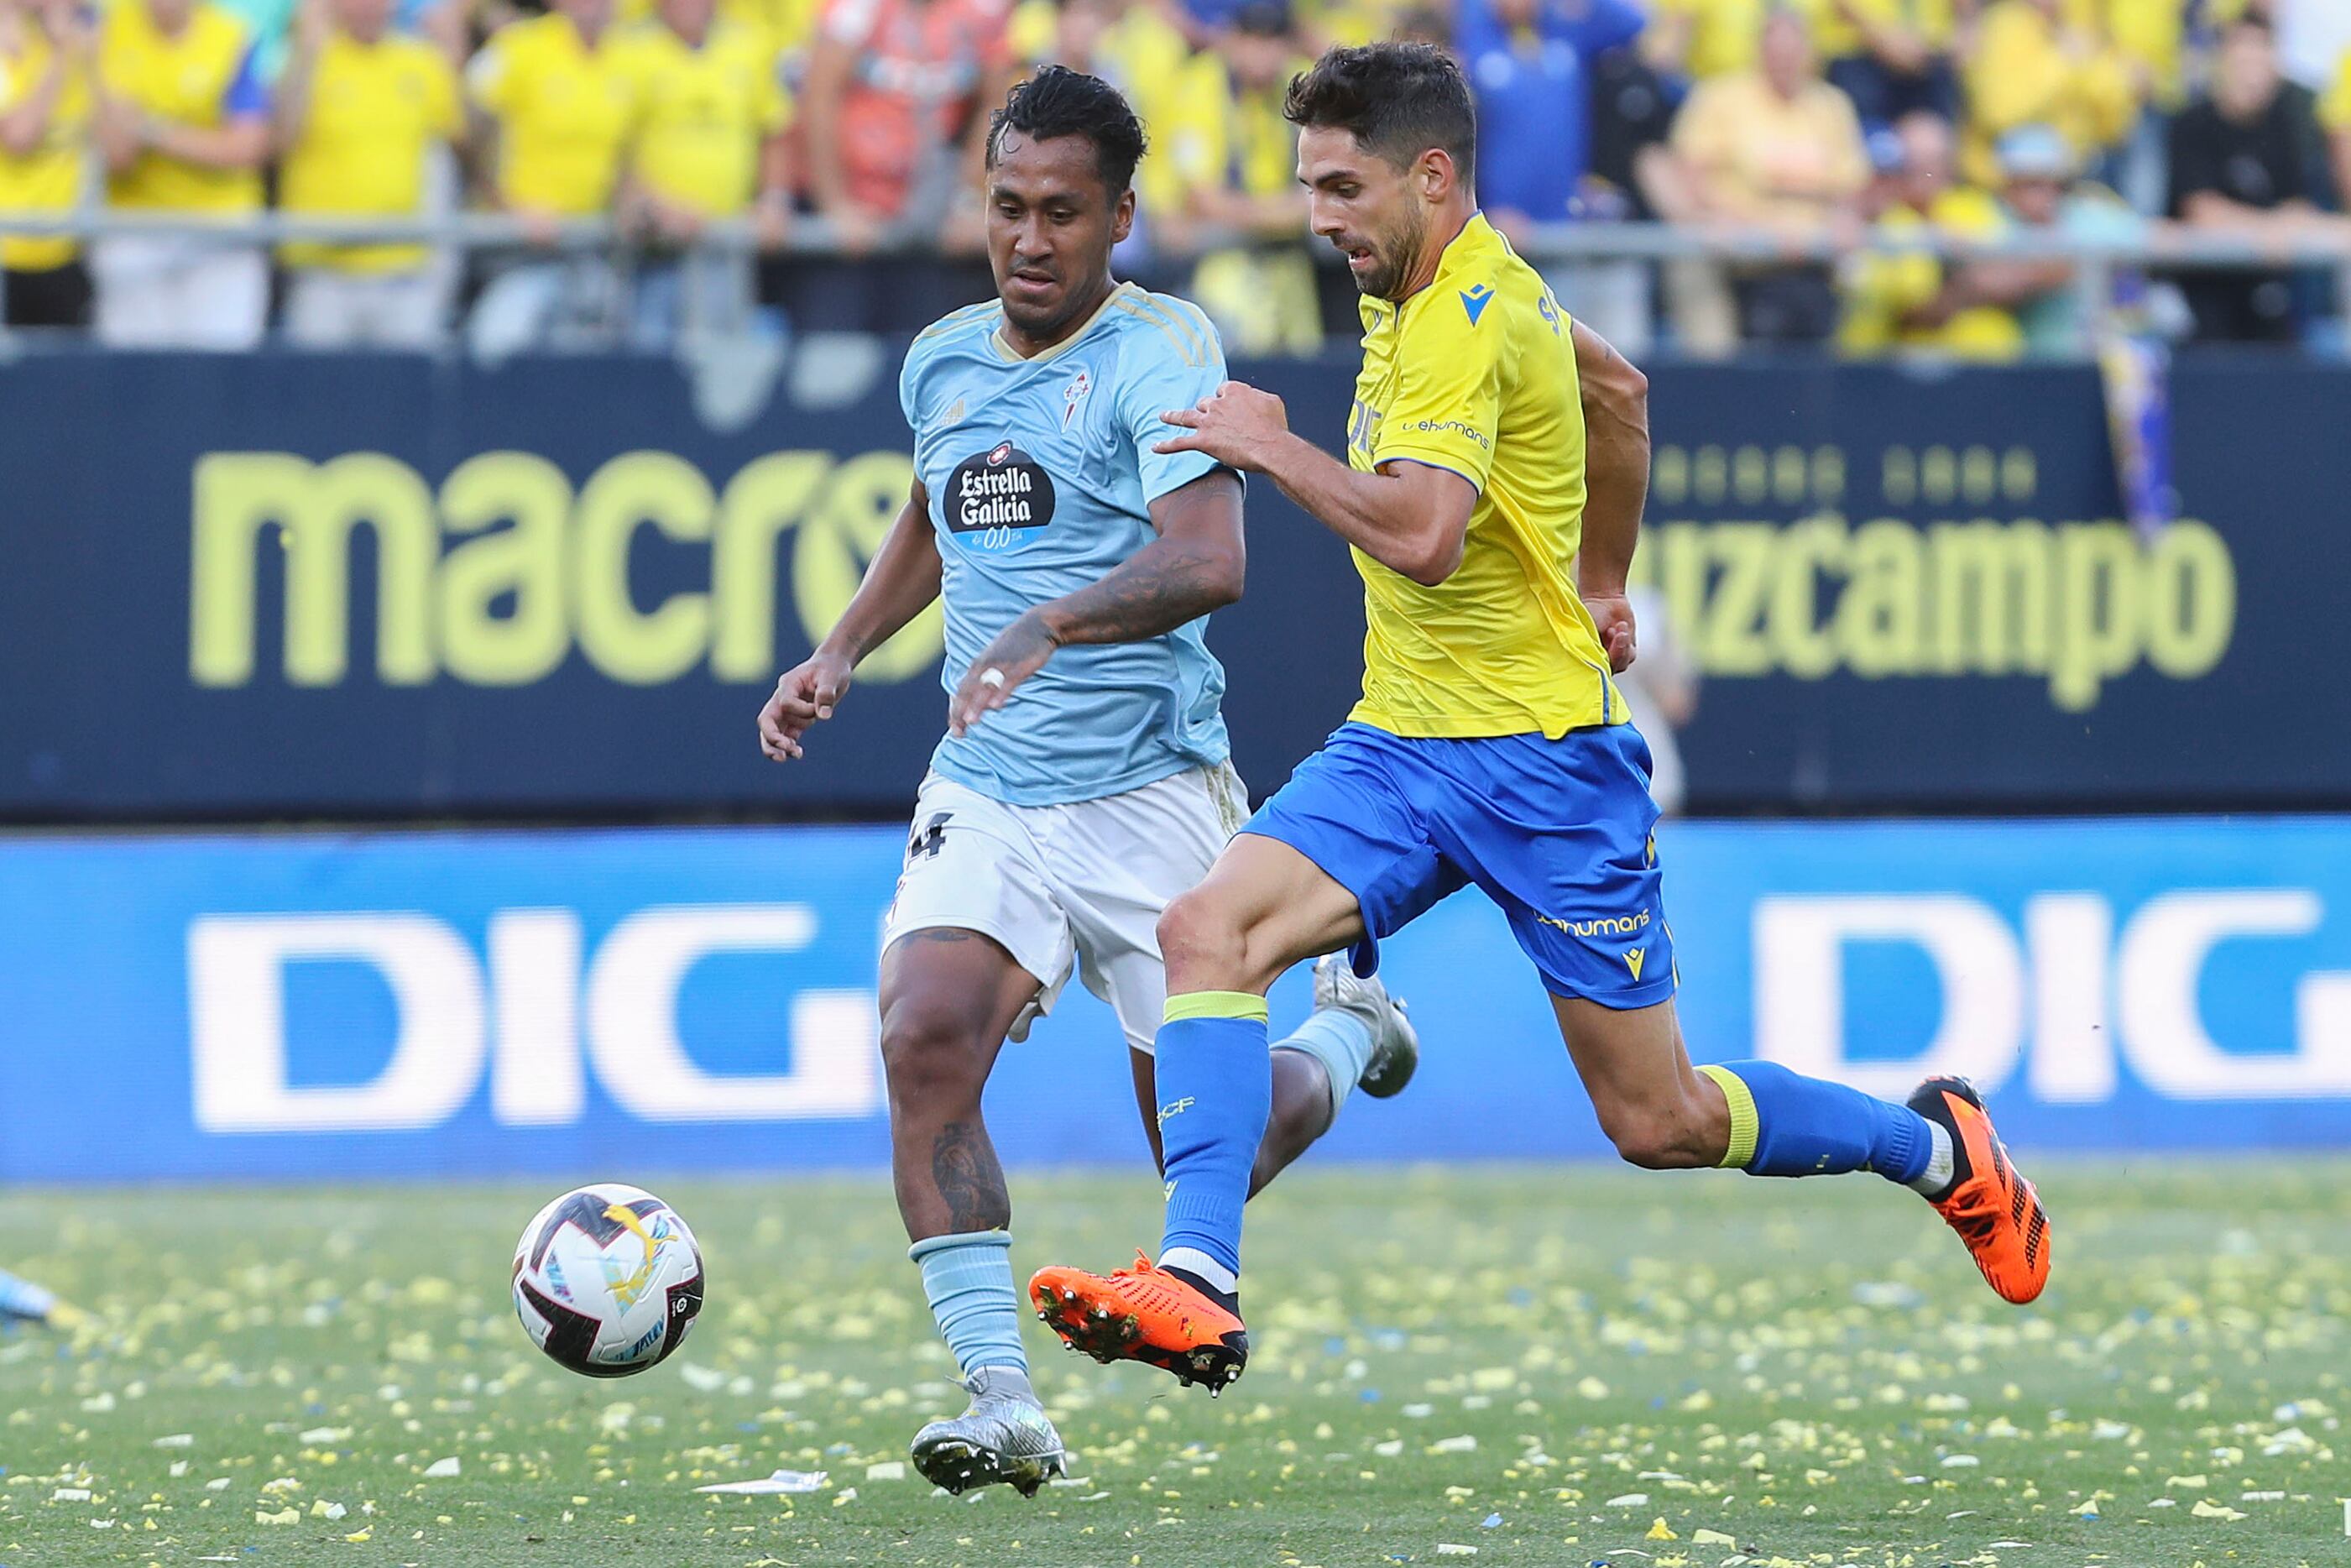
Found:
[755,66,1417,1497]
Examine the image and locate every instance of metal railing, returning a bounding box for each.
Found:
[0,208,2343,353]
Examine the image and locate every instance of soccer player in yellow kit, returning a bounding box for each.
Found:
[1032,42,2051,1394]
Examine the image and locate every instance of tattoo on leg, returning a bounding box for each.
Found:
[932,1119,1011,1232]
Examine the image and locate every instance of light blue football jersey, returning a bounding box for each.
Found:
[901,282,1236,806]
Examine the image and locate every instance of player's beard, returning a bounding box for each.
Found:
[1355,205,1429,301]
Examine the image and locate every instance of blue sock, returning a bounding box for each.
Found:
[1697,1061,1931,1184]
[1274,1008,1375,1122]
[910,1230,1027,1377]
[1155,991,1272,1285]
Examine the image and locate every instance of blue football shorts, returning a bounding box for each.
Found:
[1240,720,1676,1008]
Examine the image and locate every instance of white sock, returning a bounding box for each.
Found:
[1906,1121,1956,1197]
[1157,1246,1237,1296]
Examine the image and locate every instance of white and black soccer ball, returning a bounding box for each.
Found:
[512,1184,705,1378]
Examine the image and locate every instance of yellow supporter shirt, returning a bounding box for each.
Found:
[279,32,458,273]
[468,12,638,216]
[1962,0,2134,184]
[1839,186,2024,360]
[99,0,264,213]
[1154,52,1301,208]
[2322,47,2351,133]
[1808,0,1955,64]
[1669,70,1868,226]
[0,24,87,270]
[1649,0,1767,80]
[1344,213,1622,739]
[623,18,790,218]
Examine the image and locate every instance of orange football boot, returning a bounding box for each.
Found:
[1907,1075,2051,1304]
[1029,1252,1250,1393]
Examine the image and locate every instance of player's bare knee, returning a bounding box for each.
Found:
[878,1001,989,1112]
[1157,889,1251,990]
[1599,1100,1711,1170]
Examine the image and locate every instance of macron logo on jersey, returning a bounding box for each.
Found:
[1459,283,1495,326]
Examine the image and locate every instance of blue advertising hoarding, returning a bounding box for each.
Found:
[0,352,2345,818]
[5,814,2348,1184]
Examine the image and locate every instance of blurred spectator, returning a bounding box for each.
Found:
[1643,0,1764,83]
[1961,0,2134,190]
[94,0,271,348]
[1008,0,1185,105]
[800,0,1010,253]
[1988,123,2148,357]
[274,0,462,348]
[1153,0,1318,354]
[1388,3,1445,47]
[1839,109,2024,358]
[619,0,795,349]
[2166,15,2350,344]
[1669,7,1868,345]
[1813,0,1958,133]
[2327,45,2350,216]
[464,0,639,358]
[0,0,91,329]
[1458,0,1653,351]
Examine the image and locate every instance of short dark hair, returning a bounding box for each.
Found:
[987,65,1149,197]
[1283,42,1475,175]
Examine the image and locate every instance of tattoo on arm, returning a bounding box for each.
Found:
[931,1119,1011,1232]
[1038,541,1240,647]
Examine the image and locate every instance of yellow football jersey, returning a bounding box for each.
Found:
[0,24,88,270]
[1343,212,1623,740]
[467,13,638,216]
[622,18,791,218]
[278,32,461,273]
[99,0,264,213]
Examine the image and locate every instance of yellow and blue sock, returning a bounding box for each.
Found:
[1154,991,1272,1309]
[1696,1060,1935,1184]
[911,1230,1027,1377]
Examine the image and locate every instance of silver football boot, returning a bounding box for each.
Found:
[1312,954,1420,1098]
[909,1365,1068,1497]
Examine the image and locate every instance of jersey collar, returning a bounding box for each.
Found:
[990,279,1137,365]
[1361,211,1499,332]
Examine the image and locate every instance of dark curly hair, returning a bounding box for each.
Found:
[1283,42,1476,175]
[987,65,1150,198]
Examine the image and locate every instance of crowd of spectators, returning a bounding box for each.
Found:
[0,0,2343,353]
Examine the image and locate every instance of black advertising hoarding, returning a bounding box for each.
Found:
[0,351,2338,818]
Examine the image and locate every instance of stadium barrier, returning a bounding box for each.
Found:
[1,351,2343,818]
[3,813,2348,1183]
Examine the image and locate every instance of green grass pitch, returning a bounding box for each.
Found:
[3,1163,2346,1566]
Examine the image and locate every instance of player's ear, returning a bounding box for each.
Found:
[1417,148,1454,205]
[1110,186,1136,246]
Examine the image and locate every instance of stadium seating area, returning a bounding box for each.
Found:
[0,0,2343,353]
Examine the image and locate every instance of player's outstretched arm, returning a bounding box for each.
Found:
[758,482,943,761]
[1156,382,1474,587]
[948,468,1245,735]
[1570,319,1651,674]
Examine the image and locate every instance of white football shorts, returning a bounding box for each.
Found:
[880,761,1249,1053]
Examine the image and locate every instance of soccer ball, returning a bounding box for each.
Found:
[512,1184,705,1377]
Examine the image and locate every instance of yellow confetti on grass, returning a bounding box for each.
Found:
[2191,1497,2248,1521]
[1646,1516,1679,1539]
